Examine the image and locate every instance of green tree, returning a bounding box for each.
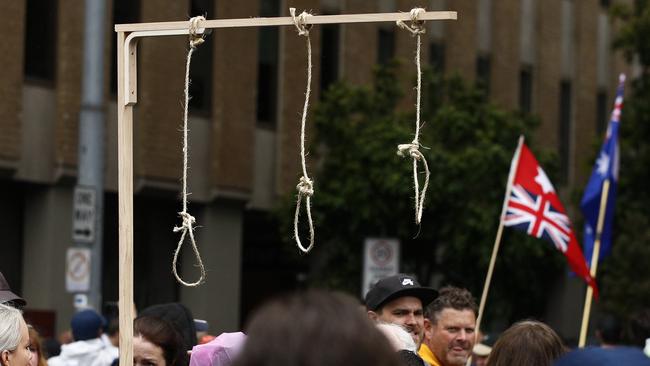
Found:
[598,1,650,320]
[279,62,566,326]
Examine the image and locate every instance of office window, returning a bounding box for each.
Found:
[320,23,340,93]
[377,28,395,65]
[111,0,140,95]
[256,0,280,127]
[559,80,572,184]
[519,66,533,113]
[429,42,445,72]
[188,0,214,115]
[596,90,608,137]
[24,0,57,83]
[476,54,491,95]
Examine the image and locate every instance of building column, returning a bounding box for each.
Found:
[21,185,76,333]
[180,199,245,334]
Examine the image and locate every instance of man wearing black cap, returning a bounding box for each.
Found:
[365,274,438,348]
[0,271,26,308]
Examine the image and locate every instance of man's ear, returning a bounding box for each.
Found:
[367,310,379,321]
[423,318,434,340]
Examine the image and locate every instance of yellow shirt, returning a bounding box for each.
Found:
[418,343,442,366]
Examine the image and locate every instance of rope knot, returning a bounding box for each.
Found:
[297,176,314,197]
[397,142,423,160]
[173,211,196,232]
[290,7,313,36]
[189,16,206,48]
[396,7,426,35]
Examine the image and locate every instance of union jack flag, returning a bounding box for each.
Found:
[502,141,598,296]
[505,185,570,253]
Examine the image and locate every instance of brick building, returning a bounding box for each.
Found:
[0,0,632,338]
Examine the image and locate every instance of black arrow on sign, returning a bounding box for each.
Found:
[74,228,92,237]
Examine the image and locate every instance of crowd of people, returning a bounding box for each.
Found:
[1,271,649,366]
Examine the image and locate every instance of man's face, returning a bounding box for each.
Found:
[426,308,476,366]
[368,296,424,346]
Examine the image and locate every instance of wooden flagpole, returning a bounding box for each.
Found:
[578,179,611,347]
[116,10,457,366]
[468,136,524,366]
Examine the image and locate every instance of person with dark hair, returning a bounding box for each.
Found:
[139,303,197,353]
[365,274,438,348]
[555,311,650,366]
[233,290,402,366]
[134,315,189,366]
[486,320,565,366]
[48,309,118,366]
[627,309,650,353]
[419,286,478,366]
[596,314,623,347]
[27,325,47,366]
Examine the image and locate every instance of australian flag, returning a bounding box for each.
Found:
[580,74,625,266]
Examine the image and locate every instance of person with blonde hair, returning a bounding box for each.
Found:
[27,326,47,366]
[0,303,33,366]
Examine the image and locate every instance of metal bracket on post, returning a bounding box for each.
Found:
[123,28,206,106]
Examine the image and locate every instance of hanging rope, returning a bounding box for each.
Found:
[396,8,430,225]
[290,8,316,253]
[172,16,206,286]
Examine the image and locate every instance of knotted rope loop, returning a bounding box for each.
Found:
[397,8,430,225]
[294,175,315,253]
[171,16,207,287]
[290,7,316,253]
[290,7,313,36]
[396,7,427,35]
[172,211,206,287]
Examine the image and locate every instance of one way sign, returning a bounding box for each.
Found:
[72,186,96,243]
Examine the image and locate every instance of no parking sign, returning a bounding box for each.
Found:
[362,238,400,297]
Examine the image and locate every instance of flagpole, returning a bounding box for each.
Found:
[472,136,524,356]
[578,179,610,347]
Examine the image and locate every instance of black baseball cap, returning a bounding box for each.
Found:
[0,272,26,307]
[364,274,437,311]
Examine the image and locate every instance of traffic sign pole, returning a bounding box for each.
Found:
[73,0,107,312]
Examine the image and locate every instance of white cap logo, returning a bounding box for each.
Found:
[402,278,414,286]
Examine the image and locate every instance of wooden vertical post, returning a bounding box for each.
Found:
[117,30,135,366]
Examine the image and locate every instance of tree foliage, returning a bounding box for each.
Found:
[599,1,650,320]
[278,62,567,326]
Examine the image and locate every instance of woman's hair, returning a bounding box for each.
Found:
[233,290,402,366]
[487,320,566,366]
[0,303,23,353]
[134,315,189,366]
[28,325,47,366]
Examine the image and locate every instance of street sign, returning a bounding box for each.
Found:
[362,238,400,297]
[72,186,96,243]
[66,248,91,293]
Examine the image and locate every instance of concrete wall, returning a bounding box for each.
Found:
[22,185,76,332]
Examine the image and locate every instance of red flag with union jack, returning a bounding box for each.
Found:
[503,142,598,297]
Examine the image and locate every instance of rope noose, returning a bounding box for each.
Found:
[172,16,206,286]
[290,8,316,253]
[396,8,431,225]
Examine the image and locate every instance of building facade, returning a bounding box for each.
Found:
[0,0,632,339]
